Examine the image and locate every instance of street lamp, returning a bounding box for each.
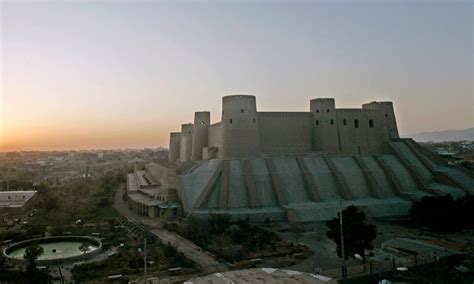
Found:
[339,198,347,281]
[137,237,147,284]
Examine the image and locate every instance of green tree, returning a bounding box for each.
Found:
[326,206,377,260]
[23,244,44,271]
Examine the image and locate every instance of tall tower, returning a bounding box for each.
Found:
[362,101,400,139]
[191,111,210,161]
[310,98,340,153]
[168,132,181,163]
[221,95,261,159]
[179,124,193,162]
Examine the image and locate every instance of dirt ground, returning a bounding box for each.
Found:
[268,219,474,275]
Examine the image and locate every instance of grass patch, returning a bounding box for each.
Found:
[88,206,119,223]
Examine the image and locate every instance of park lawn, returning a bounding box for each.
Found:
[86,205,119,223]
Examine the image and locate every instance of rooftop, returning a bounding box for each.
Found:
[184,268,334,284]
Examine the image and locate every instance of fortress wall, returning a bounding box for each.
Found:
[335,109,388,154]
[178,160,221,211]
[331,156,370,199]
[272,158,309,203]
[258,112,312,154]
[146,162,178,189]
[168,133,181,163]
[303,157,340,201]
[361,155,395,197]
[221,95,261,159]
[169,96,401,161]
[227,160,249,208]
[250,159,278,207]
[208,122,222,148]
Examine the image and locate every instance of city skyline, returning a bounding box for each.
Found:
[1,0,473,151]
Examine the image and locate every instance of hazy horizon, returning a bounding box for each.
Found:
[1,0,473,152]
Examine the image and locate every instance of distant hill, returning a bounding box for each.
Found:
[403,128,474,142]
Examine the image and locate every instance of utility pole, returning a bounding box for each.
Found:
[339,198,347,282]
[144,236,147,284]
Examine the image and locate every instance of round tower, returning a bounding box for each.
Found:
[310,98,339,153]
[168,132,181,163]
[179,123,193,162]
[191,111,210,161]
[221,95,261,159]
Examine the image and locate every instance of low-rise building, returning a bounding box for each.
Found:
[0,190,38,215]
[126,165,182,220]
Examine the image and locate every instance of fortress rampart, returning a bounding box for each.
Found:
[169,95,400,162]
[159,95,474,223]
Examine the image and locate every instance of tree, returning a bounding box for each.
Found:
[409,194,474,233]
[42,194,58,211]
[24,244,44,271]
[79,243,90,254]
[326,206,377,260]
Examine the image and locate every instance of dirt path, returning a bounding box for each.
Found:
[113,185,227,273]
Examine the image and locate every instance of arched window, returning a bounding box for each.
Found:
[343,119,347,126]
[369,119,374,128]
[253,118,256,123]
[229,119,233,124]
[316,120,319,125]
[316,109,319,113]
[241,109,244,113]
[327,109,330,113]
[330,119,334,125]
[354,119,359,128]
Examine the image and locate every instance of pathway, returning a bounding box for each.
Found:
[113,185,227,273]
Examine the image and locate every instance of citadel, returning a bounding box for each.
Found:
[127,95,474,222]
[169,95,399,161]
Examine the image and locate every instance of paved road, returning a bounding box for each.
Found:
[113,185,227,273]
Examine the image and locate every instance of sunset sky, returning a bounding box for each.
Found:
[1,0,472,151]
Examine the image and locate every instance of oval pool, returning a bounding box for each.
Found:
[3,236,102,264]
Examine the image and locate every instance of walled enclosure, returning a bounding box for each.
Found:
[161,94,474,222]
[168,95,399,162]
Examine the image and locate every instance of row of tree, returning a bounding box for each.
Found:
[33,172,125,225]
[324,194,474,262]
[409,194,474,233]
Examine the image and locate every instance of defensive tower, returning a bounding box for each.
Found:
[363,101,400,139]
[179,123,193,162]
[221,95,261,159]
[311,98,339,153]
[191,111,210,161]
[168,132,181,163]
